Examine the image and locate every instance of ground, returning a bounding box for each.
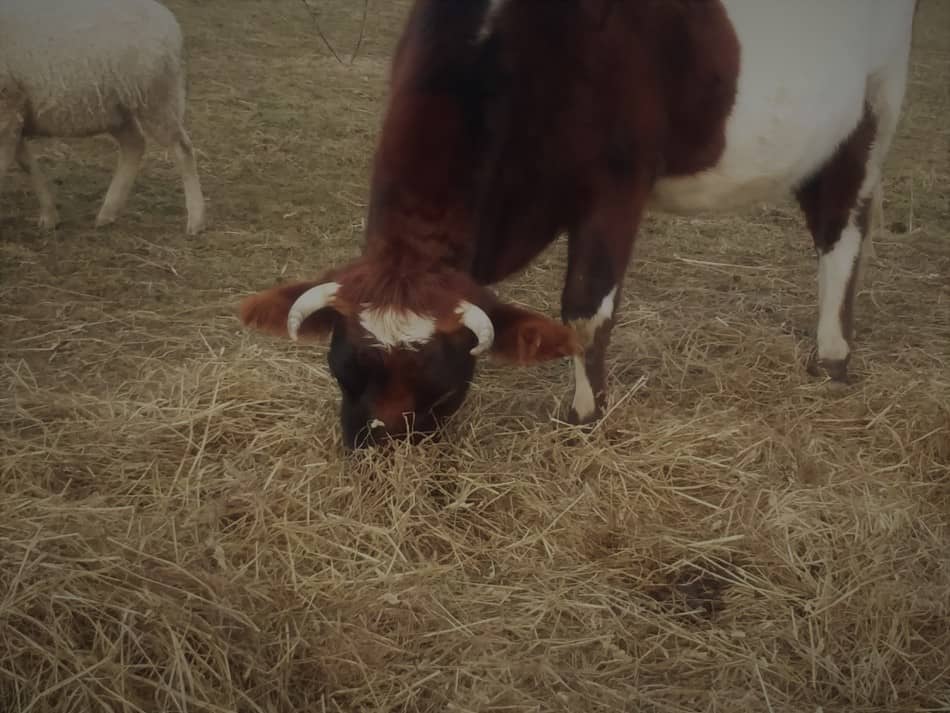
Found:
[1,1,948,711]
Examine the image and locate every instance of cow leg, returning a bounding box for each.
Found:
[811,201,869,381]
[561,192,642,424]
[797,57,908,382]
[797,133,873,383]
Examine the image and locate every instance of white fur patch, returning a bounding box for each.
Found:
[359,307,436,350]
[571,355,596,421]
[568,288,616,421]
[817,220,861,362]
[650,0,916,215]
[477,0,508,41]
[594,288,616,328]
[571,287,617,346]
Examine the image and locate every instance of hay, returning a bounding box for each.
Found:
[2,0,949,711]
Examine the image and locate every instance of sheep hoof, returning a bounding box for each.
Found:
[95,212,117,229]
[186,215,206,235]
[37,212,60,231]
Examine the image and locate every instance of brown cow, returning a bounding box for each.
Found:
[242,0,916,448]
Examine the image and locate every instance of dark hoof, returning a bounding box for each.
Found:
[821,358,850,383]
[806,350,851,383]
[566,405,604,428]
[556,406,603,445]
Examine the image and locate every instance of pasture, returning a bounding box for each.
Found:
[2,0,948,710]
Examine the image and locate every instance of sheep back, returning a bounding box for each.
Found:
[0,0,187,138]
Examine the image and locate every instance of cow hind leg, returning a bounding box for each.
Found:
[796,116,874,382]
[798,127,893,378]
[798,57,908,383]
[814,203,869,381]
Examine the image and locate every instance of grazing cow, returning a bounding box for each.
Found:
[242,0,916,448]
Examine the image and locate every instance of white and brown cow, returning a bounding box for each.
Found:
[242,0,917,448]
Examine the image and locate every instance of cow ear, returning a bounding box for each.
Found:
[240,281,340,341]
[486,302,581,364]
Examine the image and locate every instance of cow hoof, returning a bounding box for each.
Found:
[807,351,850,383]
[566,406,603,428]
[820,358,850,384]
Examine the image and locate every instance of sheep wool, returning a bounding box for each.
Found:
[0,0,206,234]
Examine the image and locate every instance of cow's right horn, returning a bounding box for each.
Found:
[287,282,341,340]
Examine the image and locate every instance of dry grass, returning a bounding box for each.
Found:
[1,1,949,711]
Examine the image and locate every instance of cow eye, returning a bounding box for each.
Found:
[328,331,367,397]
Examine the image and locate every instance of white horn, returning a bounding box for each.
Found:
[287,282,341,341]
[456,301,494,355]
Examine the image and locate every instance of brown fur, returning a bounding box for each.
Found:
[238,0,750,445]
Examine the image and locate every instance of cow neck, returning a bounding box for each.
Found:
[363,94,484,281]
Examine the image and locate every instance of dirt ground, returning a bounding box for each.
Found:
[1,1,948,711]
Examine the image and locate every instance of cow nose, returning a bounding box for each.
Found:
[368,419,388,442]
[350,415,438,449]
[347,419,388,450]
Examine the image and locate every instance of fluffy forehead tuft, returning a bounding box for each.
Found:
[358,306,437,350]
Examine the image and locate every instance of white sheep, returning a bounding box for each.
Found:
[0,0,206,234]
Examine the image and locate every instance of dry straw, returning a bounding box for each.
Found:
[1,1,948,711]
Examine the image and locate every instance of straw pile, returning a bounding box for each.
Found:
[1,1,948,711]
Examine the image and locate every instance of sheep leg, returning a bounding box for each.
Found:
[0,113,20,212]
[172,126,206,235]
[0,134,14,192]
[15,140,60,230]
[96,121,146,228]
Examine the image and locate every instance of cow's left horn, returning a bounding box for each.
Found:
[456,301,494,355]
[287,282,341,340]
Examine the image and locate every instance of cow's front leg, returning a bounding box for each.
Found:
[560,196,641,425]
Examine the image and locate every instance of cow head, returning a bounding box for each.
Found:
[240,260,580,448]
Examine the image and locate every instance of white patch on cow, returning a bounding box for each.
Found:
[568,288,616,421]
[649,0,916,215]
[571,355,596,421]
[817,220,861,362]
[593,288,616,328]
[477,0,508,41]
[571,287,617,346]
[359,307,436,350]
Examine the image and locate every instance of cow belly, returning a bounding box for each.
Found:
[649,93,865,216]
[649,169,809,216]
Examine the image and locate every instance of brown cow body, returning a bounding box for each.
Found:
[242,0,917,448]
